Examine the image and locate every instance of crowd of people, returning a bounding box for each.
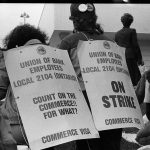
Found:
[0,3,150,150]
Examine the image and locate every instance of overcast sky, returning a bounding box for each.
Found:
[0,3,44,47]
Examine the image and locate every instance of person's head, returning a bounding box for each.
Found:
[3,24,49,50]
[69,3,103,34]
[121,13,134,28]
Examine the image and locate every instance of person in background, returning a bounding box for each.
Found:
[115,13,144,87]
[135,69,150,145]
[58,3,122,150]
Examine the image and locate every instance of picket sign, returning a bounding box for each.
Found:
[77,40,144,130]
[4,44,99,150]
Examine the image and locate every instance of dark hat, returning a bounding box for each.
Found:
[70,3,96,20]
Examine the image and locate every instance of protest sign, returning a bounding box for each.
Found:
[77,40,144,130]
[4,44,99,150]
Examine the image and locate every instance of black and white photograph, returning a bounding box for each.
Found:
[0,2,150,150]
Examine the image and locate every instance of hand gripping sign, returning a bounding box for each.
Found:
[77,40,144,131]
[4,44,99,150]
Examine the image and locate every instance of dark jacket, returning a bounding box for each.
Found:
[115,27,143,86]
[115,27,142,63]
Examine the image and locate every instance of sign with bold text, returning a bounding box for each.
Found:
[78,40,144,130]
[4,44,99,150]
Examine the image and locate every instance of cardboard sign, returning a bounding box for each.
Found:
[77,40,144,130]
[4,44,99,150]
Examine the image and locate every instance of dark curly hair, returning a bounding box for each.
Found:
[121,13,134,28]
[3,24,49,49]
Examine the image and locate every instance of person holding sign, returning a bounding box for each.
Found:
[115,13,144,87]
[135,69,150,145]
[59,3,122,150]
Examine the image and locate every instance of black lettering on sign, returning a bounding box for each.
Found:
[38,100,77,111]
[52,58,64,65]
[102,96,111,108]
[41,129,79,143]
[81,66,101,73]
[105,117,133,125]
[79,128,91,135]
[108,52,113,57]
[54,73,77,81]
[67,93,76,99]
[89,51,107,58]
[33,93,55,104]
[114,53,122,60]
[58,108,78,115]
[43,57,50,63]
[97,58,122,66]
[36,73,53,81]
[102,66,115,72]
[20,58,42,68]
[102,95,136,109]
[13,77,34,87]
[29,64,63,74]
[43,110,57,119]
[58,93,66,99]
[111,81,125,93]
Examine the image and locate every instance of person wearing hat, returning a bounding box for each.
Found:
[115,13,144,87]
[58,3,122,150]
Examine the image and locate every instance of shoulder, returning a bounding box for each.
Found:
[61,33,77,42]
[115,29,124,37]
[62,32,87,41]
[130,28,136,31]
[130,28,136,33]
[100,33,113,42]
[59,32,87,50]
[59,33,75,50]
[116,29,123,33]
